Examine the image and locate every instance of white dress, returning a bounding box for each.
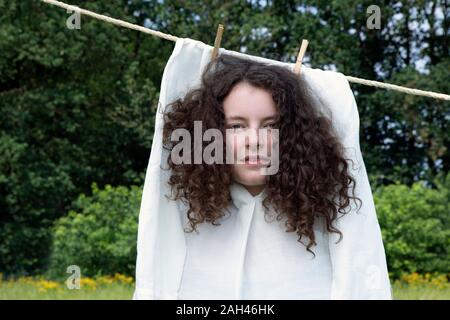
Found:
[178,182,333,300]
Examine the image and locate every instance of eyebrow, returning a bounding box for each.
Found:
[225,115,279,121]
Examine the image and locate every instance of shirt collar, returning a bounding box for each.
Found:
[230,182,266,209]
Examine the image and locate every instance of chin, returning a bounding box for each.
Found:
[233,168,267,186]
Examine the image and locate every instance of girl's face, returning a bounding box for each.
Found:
[223,81,278,196]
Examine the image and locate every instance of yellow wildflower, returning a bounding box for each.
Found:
[80,277,97,290]
[113,273,134,285]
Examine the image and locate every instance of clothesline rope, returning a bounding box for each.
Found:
[42,0,450,101]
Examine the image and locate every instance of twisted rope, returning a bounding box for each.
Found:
[41,0,450,101]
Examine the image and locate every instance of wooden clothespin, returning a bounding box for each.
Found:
[294,39,309,75]
[211,24,224,61]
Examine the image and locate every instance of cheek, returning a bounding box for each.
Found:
[258,129,274,156]
[232,165,267,185]
[226,133,243,160]
[266,133,272,156]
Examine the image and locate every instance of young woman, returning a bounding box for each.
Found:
[155,53,390,299]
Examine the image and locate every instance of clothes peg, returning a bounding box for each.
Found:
[294,39,309,75]
[211,24,224,61]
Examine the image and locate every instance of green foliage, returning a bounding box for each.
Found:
[375,174,450,279]
[0,133,76,275]
[0,0,448,276]
[0,0,160,275]
[361,61,450,185]
[46,183,141,280]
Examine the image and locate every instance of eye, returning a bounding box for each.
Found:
[262,122,276,129]
[228,124,244,130]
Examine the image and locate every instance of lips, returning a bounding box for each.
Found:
[243,155,270,165]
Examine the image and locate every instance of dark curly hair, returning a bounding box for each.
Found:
[161,53,361,257]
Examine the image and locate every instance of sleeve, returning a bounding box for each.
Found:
[327,93,393,300]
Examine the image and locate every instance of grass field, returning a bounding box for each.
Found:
[0,282,134,300]
[1,273,449,300]
[392,285,450,300]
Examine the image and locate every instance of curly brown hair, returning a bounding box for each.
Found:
[161,53,361,257]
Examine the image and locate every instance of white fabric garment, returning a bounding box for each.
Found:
[132,37,393,300]
[178,182,333,300]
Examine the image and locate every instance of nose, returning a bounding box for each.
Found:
[245,128,260,153]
